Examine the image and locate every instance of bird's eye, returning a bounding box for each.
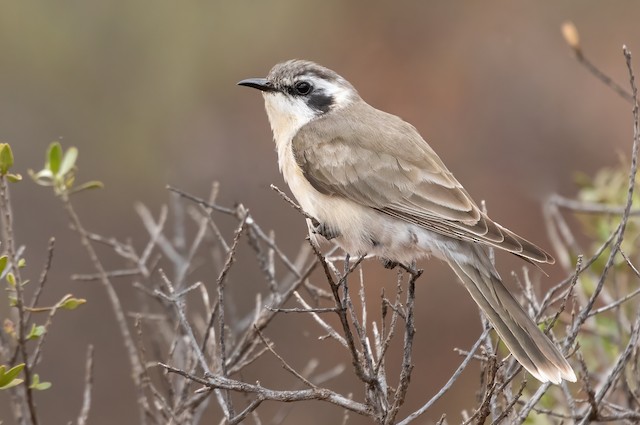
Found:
[293,81,312,95]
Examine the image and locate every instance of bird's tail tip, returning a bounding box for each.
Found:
[530,361,577,384]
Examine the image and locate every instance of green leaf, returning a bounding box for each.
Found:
[26,324,45,340]
[33,382,51,390]
[0,144,14,175]
[0,364,24,384]
[68,180,104,195]
[58,147,78,177]
[28,168,54,186]
[17,258,26,268]
[6,272,15,287]
[46,142,62,174]
[29,374,51,391]
[29,373,51,391]
[7,173,22,183]
[0,256,7,275]
[0,377,23,390]
[59,297,86,310]
[0,363,24,389]
[3,319,15,338]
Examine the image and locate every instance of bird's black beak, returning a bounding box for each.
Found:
[237,78,277,92]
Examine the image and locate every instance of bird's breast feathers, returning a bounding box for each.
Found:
[277,134,457,264]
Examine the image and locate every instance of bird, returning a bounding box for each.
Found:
[238,59,576,384]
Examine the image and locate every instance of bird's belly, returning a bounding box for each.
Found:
[279,140,467,265]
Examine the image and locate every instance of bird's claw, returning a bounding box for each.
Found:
[311,219,340,240]
[382,258,399,269]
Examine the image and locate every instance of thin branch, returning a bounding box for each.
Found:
[166,185,236,215]
[310,242,373,385]
[386,268,420,424]
[159,363,372,417]
[77,345,95,425]
[62,193,144,387]
[292,291,348,348]
[270,184,315,221]
[216,210,248,418]
[268,307,338,314]
[0,175,39,425]
[72,268,142,281]
[254,326,317,389]
[562,21,634,103]
[169,184,303,277]
[25,237,55,325]
[225,256,319,369]
[549,194,640,216]
[398,328,491,425]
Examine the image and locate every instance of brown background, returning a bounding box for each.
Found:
[1,1,638,424]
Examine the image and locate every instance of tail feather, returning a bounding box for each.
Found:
[448,260,576,384]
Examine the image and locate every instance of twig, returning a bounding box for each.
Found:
[136,203,183,267]
[254,326,317,389]
[490,380,526,425]
[0,174,39,425]
[25,237,55,325]
[170,184,303,277]
[159,362,372,417]
[167,185,236,215]
[462,352,498,425]
[386,268,421,424]
[292,291,348,348]
[72,269,142,281]
[398,328,491,425]
[77,345,95,425]
[270,184,315,221]
[154,272,211,376]
[573,46,639,338]
[225,256,319,369]
[578,309,640,424]
[309,242,373,385]
[562,21,634,104]
[62,193,144,385]
[268,307,338,314]
[549,194,640,216]
[216,210,248,417]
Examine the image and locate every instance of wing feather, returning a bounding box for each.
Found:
[292,101,554,264]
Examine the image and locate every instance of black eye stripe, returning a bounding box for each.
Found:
[307,92,333,114]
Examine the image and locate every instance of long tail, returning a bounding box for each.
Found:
[447,258,576,384]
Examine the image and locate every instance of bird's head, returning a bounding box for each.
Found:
[238,60,359,141]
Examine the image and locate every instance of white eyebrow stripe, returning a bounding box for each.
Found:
[304,76,354,109]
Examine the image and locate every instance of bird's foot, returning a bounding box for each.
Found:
[381,258,399,269]
[311,218,340,241]
[381,259,421,276]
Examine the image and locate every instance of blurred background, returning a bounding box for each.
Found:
[1,1,639,424]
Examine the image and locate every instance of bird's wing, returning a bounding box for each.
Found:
[292,101,554,264]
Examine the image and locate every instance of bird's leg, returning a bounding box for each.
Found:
[398,261,420,276]
[310,217,340,240]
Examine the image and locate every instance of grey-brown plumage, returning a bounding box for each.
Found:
[293,100,554,264]
[238,59,575,384]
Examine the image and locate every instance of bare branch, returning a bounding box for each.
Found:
[158,363,372,416]
[77,345,95,425]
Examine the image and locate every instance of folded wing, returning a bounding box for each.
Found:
[292,101,554,264]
